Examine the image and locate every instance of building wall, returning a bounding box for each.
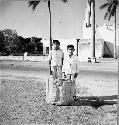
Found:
[83,23,119,58]
[58,38,77,55]
[41,38,77,55]
[83,23,119,44]
[0,55,48,61]
[78,39,104,62]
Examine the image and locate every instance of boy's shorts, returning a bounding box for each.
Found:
[51,66,62,79]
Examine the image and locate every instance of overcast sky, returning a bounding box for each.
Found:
[0,0,119,39]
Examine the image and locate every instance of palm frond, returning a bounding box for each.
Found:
[28,1,41,11]
[100,0,119,20]
[28,0,67,11]
[107,0,118,20]
[100,3,110,9]
[102,2,113,20]
[108,4,117,20]
[104,12,109,19]
[107,3,113,13]
[62,0,67,2]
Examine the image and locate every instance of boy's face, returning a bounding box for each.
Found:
[52,43,60,50]
[67,47,74,55]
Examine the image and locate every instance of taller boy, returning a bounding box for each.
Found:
[48,40,64,80]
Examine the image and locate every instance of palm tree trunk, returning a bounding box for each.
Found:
[114,10,117,58]
[48,0,52,51]
[91,0,95,58]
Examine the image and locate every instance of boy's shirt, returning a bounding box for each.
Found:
[48,49,64,66]
[62,54,79,75]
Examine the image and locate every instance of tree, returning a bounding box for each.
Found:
[0,31,5,54]
[25,37,31,53]
[89,0,96,60]
[28,0,67,51]
[100,0,119,58]
[4,36,19,55]
[2,29,20,55]
[85,0,96,62]
[29,37,42,54]
[18,36,26,53]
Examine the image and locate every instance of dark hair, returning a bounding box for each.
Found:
[67,45,74,50]
[53,40,60,45]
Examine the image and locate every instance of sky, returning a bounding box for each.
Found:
[0,0,119,39]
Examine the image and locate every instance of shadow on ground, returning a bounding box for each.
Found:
[59,95,117,109]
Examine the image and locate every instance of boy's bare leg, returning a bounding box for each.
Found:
[70,74,76,99]
[57,66,62,79]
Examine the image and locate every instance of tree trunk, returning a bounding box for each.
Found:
[91,0,95,58]
[114,10,117,58]
[48,0,52,51]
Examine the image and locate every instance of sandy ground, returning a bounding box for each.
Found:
[0,59,118,125]
[0,58,118,96]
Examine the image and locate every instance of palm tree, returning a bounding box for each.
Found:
[28,0,67,51]
[100,0,119,58]
[89,0,96,60]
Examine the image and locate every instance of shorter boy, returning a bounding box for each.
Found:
[48,40,64,80]
[62,45,79,82]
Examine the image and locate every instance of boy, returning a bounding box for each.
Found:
[62,45,79,82]
[60,45,79,103]
[48,40,64,80]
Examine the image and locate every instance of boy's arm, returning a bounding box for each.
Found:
[48,51,52,75]
[49,60,52,75]
[62,52,65,78]
[62,66,65,79]
[49,60,51,66]
[48,51,52,66]
[62,52,64,66]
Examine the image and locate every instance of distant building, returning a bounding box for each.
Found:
[82,22,119,59]
[79,1,119,61]
[42,23,119,62]
[83,23,119,44]
[41,38,78,56]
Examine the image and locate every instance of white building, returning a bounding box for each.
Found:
[83,23,119,44]
[80,1,119,61]
[82,22,119,59]
[41,38,78,56]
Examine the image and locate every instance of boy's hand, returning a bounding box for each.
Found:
[49,66,52,75]
[49,60,51,66]
[74,73,78,78]
[62,72,65,79]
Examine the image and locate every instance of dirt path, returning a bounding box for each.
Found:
[0,60,118,125]
[0,60,118,96]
